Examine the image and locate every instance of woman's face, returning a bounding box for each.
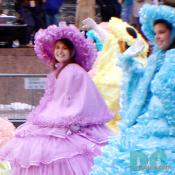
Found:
[154,23,171,50]
[54,40,72,63]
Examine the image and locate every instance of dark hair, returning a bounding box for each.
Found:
[126,27,138,39]
[154,19,172,31]
[123,27,138,49]
[58,38,75,51]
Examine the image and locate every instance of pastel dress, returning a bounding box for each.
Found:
[0,118,15,175]
[90,49,175,175]
[91,35,122,134]
[90,18,148,134]
[0,162,11,175]
[0,64,114,175]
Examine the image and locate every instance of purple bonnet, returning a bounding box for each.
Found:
[34,22,97,71]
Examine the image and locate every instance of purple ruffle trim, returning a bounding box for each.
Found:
[34,22,97,71]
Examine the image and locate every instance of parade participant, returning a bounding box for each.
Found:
[0,118,15,175]
[90,4,175,174]
[82,17,148,133]
[14,0,45,46]
[0,22,114,175]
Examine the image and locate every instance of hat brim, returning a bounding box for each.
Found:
[108,17,148,57]
[140,4,175,42]
[34,22,97,71]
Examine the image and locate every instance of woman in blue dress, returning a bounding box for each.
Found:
[90,4,175,175]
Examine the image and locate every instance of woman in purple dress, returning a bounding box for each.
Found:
[0,22,114,175]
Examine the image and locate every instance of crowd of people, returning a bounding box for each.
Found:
[0,0,175,47]
[0,1,175,175]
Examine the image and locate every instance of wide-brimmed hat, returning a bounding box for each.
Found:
[108,17,149,58]
[139,4,175,43]
[34,22,97,71]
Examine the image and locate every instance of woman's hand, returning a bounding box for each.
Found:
[82,18,110,42]
[123,39,145,57]
[81,17,98,31]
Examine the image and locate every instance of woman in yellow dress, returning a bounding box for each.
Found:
[0,118,15,175]
[82,17,149,133]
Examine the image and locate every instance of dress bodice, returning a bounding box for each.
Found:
[118,49,175,138]
[28,64,113,127]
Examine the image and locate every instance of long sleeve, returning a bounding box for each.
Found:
[117,54,144,119]
[117,53,144,75]
[118,52,160,127]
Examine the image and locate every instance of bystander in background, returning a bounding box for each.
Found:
[163,0,175,7]
[96,0,122,22]
[44,0,64,26]
[121,0,133,23]
[14,0,45,47]
[132,0,152,32]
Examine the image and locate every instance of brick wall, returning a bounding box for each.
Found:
[0,48,50,106]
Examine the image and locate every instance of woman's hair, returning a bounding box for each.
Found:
[126,27,138,39]
[121,27,138,50]
[53,38,76,69]
[153,19,172,31]
[58,38,75,52]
